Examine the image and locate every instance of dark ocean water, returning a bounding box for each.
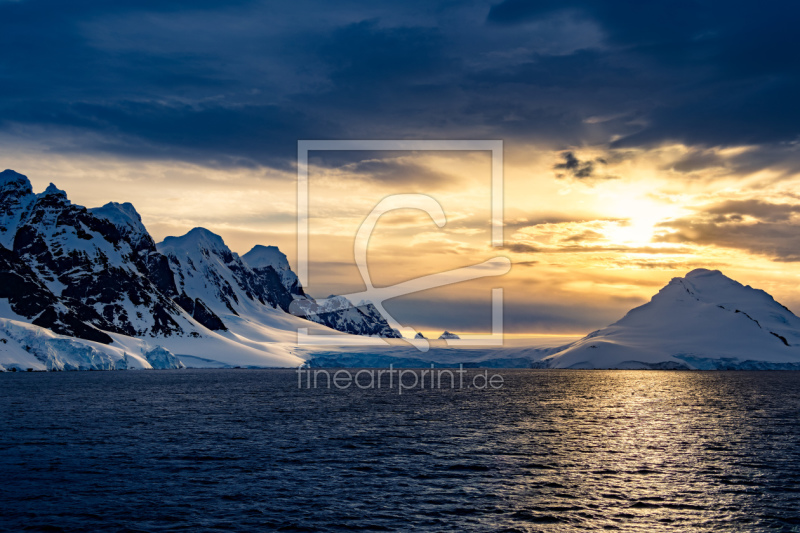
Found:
[1,369,800,532]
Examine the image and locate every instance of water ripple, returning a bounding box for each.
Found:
[1,369,799,531]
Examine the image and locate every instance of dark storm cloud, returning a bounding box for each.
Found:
[703,200,800,223]
[316,20,449,89]
[553,151,616,181]
[554,152,594,178]
[3,100,339,168]
[2,0,800,173]
[656,200,800,261]
[488,0,800,149]
[664,146,800,182]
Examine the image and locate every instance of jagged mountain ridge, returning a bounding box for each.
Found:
[0,169,399,370]
[241,245,400,337]
[540,268,800,369]
[287,295,402,339]
[1,171,199,339]
[242,244,400,337]
[157,228,294,318]
[4,174,799,372]
[90,201,180,299]
[158,229,401,338]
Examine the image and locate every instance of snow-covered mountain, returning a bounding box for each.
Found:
[5,169,799,372]
[240,245,400,338]
[243,245,305,297]
[157,228,293,318]
[158,229,401,338]
[539,269,800,369]
[302,269,800,370]
[287,295,402,338]
[1,170,198,339]
[0,169,399,371]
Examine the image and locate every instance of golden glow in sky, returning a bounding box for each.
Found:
[4,141,800,334]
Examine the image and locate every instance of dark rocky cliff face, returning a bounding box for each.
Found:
[10,186,187,337]
[158,228,310,319]
[288,296,402,338]
[1,169,400,342]
[172,292,228,331]
[0,172,209,338]
[0,246,113,344]
[249,264,295,312]
[240,245,401,338]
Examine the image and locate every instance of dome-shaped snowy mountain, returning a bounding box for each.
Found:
[543,269,800,369]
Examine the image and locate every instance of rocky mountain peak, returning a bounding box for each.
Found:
[91,202,152,251]
[163,227,228,253]
[0,169,33,195]
[242,244,303,296]
[158,227,286,316]
[0,170,36,249]
[91,201,145,232]
[243,245,290,271]
[38,183,69,202]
